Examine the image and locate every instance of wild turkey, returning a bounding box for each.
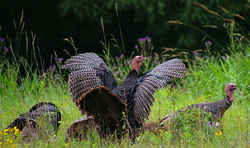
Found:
[5,102,61,142]
[62,52,186,140]
[65,116,99,142]
[160,83,237,128]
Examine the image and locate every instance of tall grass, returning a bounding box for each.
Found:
[0,37,249,147]
[146,46,249,147]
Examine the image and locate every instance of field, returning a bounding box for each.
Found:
[0,43,249,147]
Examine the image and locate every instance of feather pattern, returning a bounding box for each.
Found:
[133,59,186,124]
[62,53,117,103]
[62,52,186,139]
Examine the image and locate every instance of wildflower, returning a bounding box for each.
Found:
[144,36,151,41]
[55,57,63,63]
[127,60,130,65]
[215,122,220,128]
[115,56,119,61]
[3,47,9,53]
[0,37,5,42]
[138,37,146,43]
[49,64,56,73]
[135,44,138,49]
[193,51,199,56]
[207,121,212,128]
[154,52,159,58]
[14,128,20,135]
[0,142,2,145]
[215,131,223,136]
[138,36,151,44]
[205,40,212,48]
[4,129,9,132]
[6,139,13,144]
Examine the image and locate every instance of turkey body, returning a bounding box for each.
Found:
[5,102,61,142]
[62,53,186,139]
[65,116,97,142]
[160,83,237,128]
[160,97,233,126]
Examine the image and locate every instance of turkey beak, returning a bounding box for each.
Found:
[136,56,144,64]
[230,85,237,91]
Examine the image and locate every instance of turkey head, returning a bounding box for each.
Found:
[225,83,237,102]
[132,56,144,73]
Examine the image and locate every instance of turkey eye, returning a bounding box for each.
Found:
[230,85,236,90]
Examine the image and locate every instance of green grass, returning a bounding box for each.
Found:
[0,44,249,147]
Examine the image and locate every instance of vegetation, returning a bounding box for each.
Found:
[59,0,249,49]
[0,29,249,147]
[1,1,249,69]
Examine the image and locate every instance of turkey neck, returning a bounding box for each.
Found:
[214,96,233,119]
[213,96,233,110]
[114,69,138,101]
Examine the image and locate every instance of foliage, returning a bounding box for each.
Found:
[0,22,249,147]
[59,0,249,49]
[163,108,223,144]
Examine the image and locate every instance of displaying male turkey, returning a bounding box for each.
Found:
[62,52,186,140]
[160,83,237,128]
[5,102,61,142]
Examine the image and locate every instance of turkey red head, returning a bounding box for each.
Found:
[225,83,237,102]
[132,56,144,73]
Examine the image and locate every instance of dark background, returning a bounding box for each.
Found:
[0,0,249,68]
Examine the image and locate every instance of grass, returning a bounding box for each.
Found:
[0,41,249,147]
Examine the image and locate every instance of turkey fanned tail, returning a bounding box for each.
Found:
[133,59,186,124]
[62,52,128,138]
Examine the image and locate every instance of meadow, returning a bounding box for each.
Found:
[0,38,249,147]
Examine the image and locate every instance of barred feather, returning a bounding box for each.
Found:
[62,53,186,139]
[62,53,109,72]
[133,59,186,124]
[62,53,117,105]
[69,69,103,102]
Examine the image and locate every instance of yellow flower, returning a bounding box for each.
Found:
[6,139,13,144]
[4,129,9,132]
[14,128,20,135]
[14,131,19,135]
[216,131,223,136]
[0,142,2,145]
